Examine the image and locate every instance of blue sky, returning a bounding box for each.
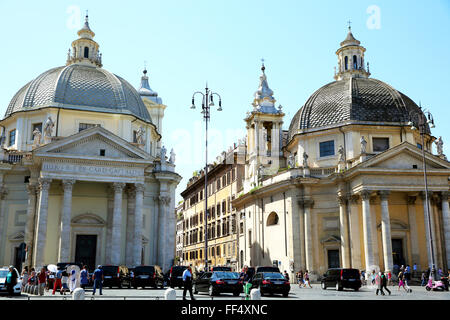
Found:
[0,0,449,202]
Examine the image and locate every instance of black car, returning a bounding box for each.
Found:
[132,265,165,289]
[101,265,131,289]
[211,266,232,272]
[168,265,187,288]
[321,268,361,291]
[193,271,243,297]
[249,272,290,297]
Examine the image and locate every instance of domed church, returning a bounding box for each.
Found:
[234,27,450,280]
[0,15,181,272]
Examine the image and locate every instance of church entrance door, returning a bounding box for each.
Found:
[75,235,97,271]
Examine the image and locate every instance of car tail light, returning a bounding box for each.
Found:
[340,269,343,281]
[262,280,271,285]
[153,273,156,279]
[238,280,243,284]
[216,280,225,285]
[284,281,290,285]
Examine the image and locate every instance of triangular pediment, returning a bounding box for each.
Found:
[33,126,152,162]
[359,142,450,170]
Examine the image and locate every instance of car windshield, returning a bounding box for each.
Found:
[102,266,118,274]
[135,266,155,274]
[263,273,285,280]
[0,270,8,278]
[213,272,240,280]
[171,266,187,274]
[257,267,280,273]
[342,269,360,278]
[213,267,231,271]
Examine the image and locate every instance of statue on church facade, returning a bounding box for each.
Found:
[169,148,176,164]
[302,152,309,168]
[435,136,444,156]
[32,128,42,147]
[360,136,367,154]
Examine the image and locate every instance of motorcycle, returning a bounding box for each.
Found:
[425,277,449,291]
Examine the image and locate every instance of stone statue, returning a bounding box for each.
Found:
[136,126,145,145]
[43,116,55,138]
[257,165,264,184]
[288,153,295,168]
[32,128,42,147]
[302,152,309,168]
[360,136,367,154]
[435,136,444,156]
[169,148,176,164]
[338,145,345,162]
[160,146,167,163]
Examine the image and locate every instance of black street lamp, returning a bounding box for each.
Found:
[408,107,436,280]
[191,84,222,271]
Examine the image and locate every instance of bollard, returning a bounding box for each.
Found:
[72,288,85,300]
[250,288,261,300]
[164,288,177,300]
[33,285,39,295]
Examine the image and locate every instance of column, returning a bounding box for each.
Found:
[111,182,125,265]
[24,184,37,268]
[34,178,52,268]
[58,179,75,262]
[338,195,350,268]
[0,186,8,264]
[379,190,393,272]
[406,195,420,267]
[105,186,114,265]
[158,195,171,271]
[301,198,314,273]
[441,191,450,270]
[125,186,136,266]
[421,191,436,269]
[360,190,376,276]
[348,194,362,270]
[133,183,145,266]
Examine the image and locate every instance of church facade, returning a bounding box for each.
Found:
[0,16,181,272]
[233,27,450,280]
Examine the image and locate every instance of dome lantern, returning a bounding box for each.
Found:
[66,12,102,68]
[334,25,370,81]
[251,60,279,114]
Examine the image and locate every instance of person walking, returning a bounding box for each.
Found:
[381,271,391,295]
[304,270,312,288]
[371,270,376,286]
[80,265,89,290]
[182,265,195,300]
[52,266,63,295]
[421,271,427,286]
[387,270,392,286]
[397,271,409,293]
[375,272,385,296]
[60,271,69,295]
[92,265,104,296]
[5,266,18,297]
[283,270,290,283]
[37,267,47,296]
[28,269,37,285]
[21,267,29,290]
[297,270,305,288]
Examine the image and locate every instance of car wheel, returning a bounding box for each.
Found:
[321,282,327,290]
[209,285,215,296]
[233,291,240,297]
[282,292,289,297]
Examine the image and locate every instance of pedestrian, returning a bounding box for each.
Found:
[381,271,391,295]
[297,270,305,288]
[52,266,63,295]
[61,271,69,295]
[387,270,392,286]
[375,272,385,296]
[80,265,89,290]
[361,270,366,286]
[397,271,410,293]
[421,271,427,286]
[304,270,312,288]
[182,265,195,300]
[371,270,376,286]
[413,263,418,277]
[46,269,54,292]
[21,266,29,290]
[283,270,290,283]
[5,266,18,297]
[37,267,47,296]
[240,266,249,283]
[438,268,443,278]
[28,269,37,285]
[92,265,104,295]
[68,269,78,293]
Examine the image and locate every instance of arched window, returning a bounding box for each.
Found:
[344,56,348,70]
[84,47,89,58]
[353,55,358,70]
[267,212,279,226]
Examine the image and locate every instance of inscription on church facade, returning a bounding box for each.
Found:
[42,162,142,177]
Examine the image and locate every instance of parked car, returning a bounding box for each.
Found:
[321,268,361,291]
[101,265,131,288]
[211,266,232,272]
[132,265,165,289]
[255,266,281,273]
[0,267,21,295]
[249,272,290,297]
[193,271,243,297]
[168,265,188,288]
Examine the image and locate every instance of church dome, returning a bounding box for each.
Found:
[5,63,152,123]
[288,28,428,142]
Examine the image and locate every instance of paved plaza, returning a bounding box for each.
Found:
[2,284,449,301]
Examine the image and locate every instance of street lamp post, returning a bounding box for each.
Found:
[191,84,222,271]
[408,107,437,280]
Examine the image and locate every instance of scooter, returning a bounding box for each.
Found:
[425,277,449,291]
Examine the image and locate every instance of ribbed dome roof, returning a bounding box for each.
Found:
[5,63,152,123]
[288,77,427,141]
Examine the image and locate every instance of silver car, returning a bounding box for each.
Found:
[0,267,22,295]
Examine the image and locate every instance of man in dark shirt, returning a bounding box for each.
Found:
[92,265,104,295]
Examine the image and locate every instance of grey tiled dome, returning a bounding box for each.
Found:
[288,77,427,141]
[5,64,152,123]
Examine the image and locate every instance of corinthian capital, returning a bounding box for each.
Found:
[159,195,171,206]
[359,190,372,200]
[62,179,76,192]
[112,182,126,193]
[135,183,145,194]
[38,178,52,191]
[378,190,390,201]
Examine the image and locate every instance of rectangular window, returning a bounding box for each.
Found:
[319,140,335,157]
[417,143,423,150]
[31,123,42,140]
[79,123,98,132]
[100,149,106,156]
[373,137,389,152]
[8,129,16,147]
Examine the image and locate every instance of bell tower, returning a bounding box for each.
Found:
[244,62,284,192]
[334,25,370,81]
